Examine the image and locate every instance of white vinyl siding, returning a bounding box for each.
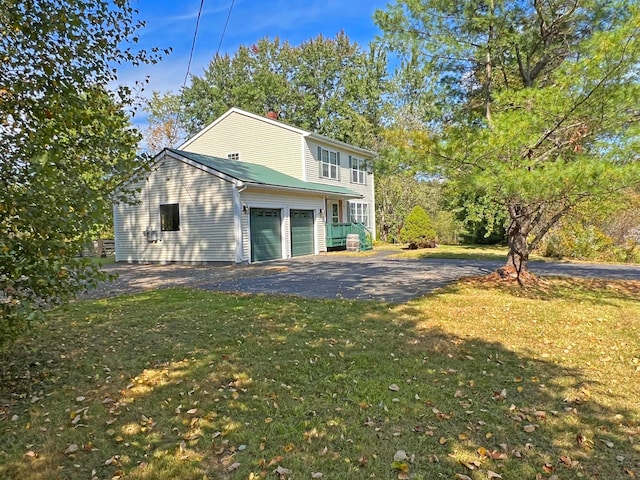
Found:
[181,111,303,178]
[305,140,377,240]
[114,158,236,263]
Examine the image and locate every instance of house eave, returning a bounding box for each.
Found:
[306,132,376,158]
[244,182,362,199]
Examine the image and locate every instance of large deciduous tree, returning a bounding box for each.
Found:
[376,0,640,279]
[148,32,389,149]
[143,91,186,151]
[0,0,160,344]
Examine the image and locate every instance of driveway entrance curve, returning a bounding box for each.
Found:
[89,250,640,303]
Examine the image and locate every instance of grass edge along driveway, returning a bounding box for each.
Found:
[1,277,639,480]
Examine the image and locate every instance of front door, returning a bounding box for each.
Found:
[328,200,341,224]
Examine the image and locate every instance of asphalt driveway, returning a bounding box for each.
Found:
[209,253,640,302]
[90,250,640,303]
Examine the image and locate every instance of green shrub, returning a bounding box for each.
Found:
[400,206,438,249]
[538,220,640,263]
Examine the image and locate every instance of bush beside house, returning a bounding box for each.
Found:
[400,206,438,249]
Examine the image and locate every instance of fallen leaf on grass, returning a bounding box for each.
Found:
[560,455,579,468]
[390,461,410,473]
[311,473,323,479]
[523,424,537,433]
[455,474,472,480]
[389,384,400,392]
[493,389,507,400]
[227,462,241,472]
[64,444,79,455]
[599,438,614,448]
[267,456,285,467]
[487,471,502,479]
[275,465,291,475]
[393,450,408,462]
[461,461,480,470]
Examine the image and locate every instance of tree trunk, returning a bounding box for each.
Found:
[506,227,529,273]
[497,204,533,282]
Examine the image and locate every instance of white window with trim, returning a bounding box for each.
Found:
[318,146,340,180]
[228,152,240,161]
[350,156,367,184]
[349,201,370,227]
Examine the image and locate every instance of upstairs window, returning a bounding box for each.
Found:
[228,152,240,161]
[318,147,340,180]
[160,203,180,231]
[350,156,367,184]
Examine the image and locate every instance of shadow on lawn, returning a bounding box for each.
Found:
[0,289,638,480]
[447,275,640,306]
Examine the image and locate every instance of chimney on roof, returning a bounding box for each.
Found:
[266,110,279,120]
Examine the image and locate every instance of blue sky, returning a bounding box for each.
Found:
[122,0,390,118]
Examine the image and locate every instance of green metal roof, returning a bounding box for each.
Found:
[166,148,361,197]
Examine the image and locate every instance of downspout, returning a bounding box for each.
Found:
[234,182,247,263]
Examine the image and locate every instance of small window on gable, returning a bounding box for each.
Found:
[350,156,367,184]
[228,152,240,161]
[318,146,340,180]
[160,203,180,231]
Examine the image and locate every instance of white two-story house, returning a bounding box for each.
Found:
[113,107,376,263]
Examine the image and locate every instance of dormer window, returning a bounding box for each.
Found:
[228,152,240,161]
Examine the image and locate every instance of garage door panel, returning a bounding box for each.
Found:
[291,209,314,257]
[250,208,282,262]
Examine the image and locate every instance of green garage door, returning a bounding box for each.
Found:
[250,208,282,262]
[290,209,314,257]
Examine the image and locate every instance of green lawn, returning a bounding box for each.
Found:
[376,243,550,263]
[1,278,639,479]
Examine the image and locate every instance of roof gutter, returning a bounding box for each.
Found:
[245,182,362,199]
[305,132,377,158]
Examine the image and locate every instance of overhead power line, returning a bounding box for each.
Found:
[216,0,235,57]
[182,0,205,89]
